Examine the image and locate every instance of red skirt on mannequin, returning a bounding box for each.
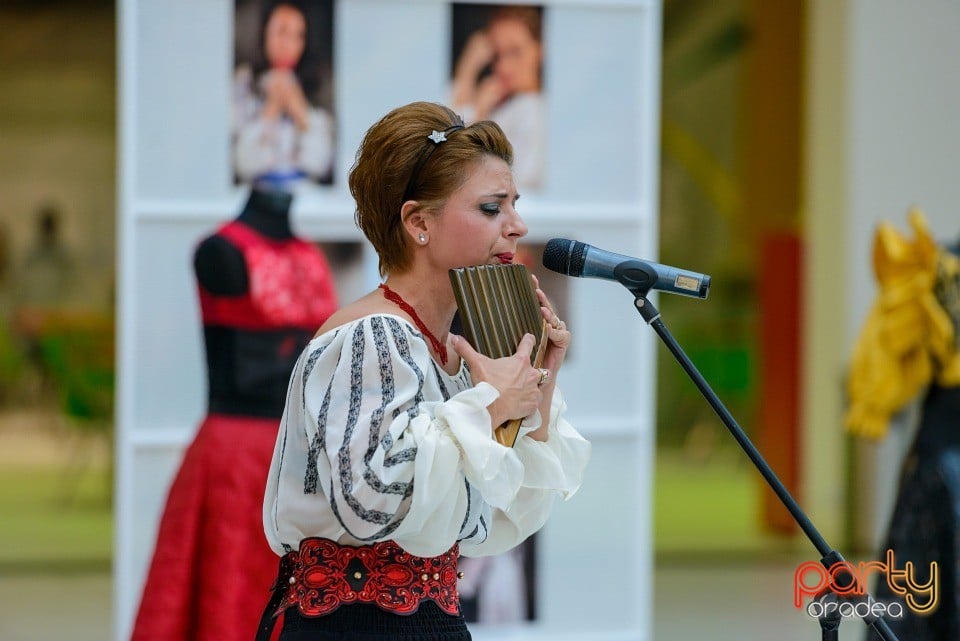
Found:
[131,414,281,641]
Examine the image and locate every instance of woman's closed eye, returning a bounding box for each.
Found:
[480,202,501,215]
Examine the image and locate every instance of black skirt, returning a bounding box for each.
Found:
[279,601,472,641]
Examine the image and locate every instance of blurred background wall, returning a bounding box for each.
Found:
[658,0,960,562]
[0,0,115,580]
[657,0,810,555]
[0,0,115,311]
[805,0,960,555]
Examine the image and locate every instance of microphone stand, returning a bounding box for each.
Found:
[624,275,901,641]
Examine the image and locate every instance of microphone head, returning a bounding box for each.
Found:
[543,238,587,277]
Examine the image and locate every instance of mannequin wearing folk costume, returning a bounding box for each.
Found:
[130,188,338,641]
[846,209,960,641]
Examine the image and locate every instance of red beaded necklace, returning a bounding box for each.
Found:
[379,283,448,365]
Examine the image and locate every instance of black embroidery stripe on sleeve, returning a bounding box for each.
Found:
[459,477,472,534]
[303,431,322,494]
[274,353,301,478]
[431,361,452,401]
[328,477,408,542]
[272,350,307,530]
[458,513,488,546]
[383,448,417,466]
[301,339,333,410]
[375,329,403,455]
[300,341,335,495]
[303,368,335,494]
[271,410,291,532]
[386,317,428,431]
[360,317,411,494]
[386,318,426,401]
[457,482,488,545]
[334,321,409,533]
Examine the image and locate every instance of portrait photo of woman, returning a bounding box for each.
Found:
[451,3,546,193]
[232,0,336,191]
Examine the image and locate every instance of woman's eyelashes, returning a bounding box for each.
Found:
[480,202,501,215]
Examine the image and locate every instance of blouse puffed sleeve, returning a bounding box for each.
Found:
[299,315,589,558]
[460,388,590,557]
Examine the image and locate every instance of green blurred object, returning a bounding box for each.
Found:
[656,296,758,449]
[37,316,115,504]
[39,321,114,425]
[0,320,25,405]
[686,344,752,394]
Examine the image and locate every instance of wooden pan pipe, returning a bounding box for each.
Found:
[449,264,549,447]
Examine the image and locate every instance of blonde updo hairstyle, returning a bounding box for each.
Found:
[349,101,513,276]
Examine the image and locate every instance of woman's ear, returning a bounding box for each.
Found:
[400,200,430,245]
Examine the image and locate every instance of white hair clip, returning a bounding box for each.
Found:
[404,122,465,200]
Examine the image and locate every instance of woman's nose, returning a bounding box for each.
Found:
[506,211,528,238]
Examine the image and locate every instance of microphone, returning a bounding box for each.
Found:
[542,238,711,299]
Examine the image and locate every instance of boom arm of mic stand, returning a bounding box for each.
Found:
[630,291,901,641]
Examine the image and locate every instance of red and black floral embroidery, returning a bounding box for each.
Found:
[276,538,460,617]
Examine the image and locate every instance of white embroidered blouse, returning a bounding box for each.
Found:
[263,313,590,559]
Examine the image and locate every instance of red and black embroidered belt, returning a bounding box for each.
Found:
[256,538,460,640]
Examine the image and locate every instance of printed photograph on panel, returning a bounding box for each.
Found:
[450,4,546,193]
[458,537,538,624]
[233,0,336,191]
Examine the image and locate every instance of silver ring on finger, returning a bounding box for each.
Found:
[537,368,551,386]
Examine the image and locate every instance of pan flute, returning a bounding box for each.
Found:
[449,264,548,447]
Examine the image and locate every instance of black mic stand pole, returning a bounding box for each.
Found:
[627,284,900,641]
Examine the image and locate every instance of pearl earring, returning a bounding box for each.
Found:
[418,233,427,244]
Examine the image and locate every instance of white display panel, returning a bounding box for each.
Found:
[116,1,661,639]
